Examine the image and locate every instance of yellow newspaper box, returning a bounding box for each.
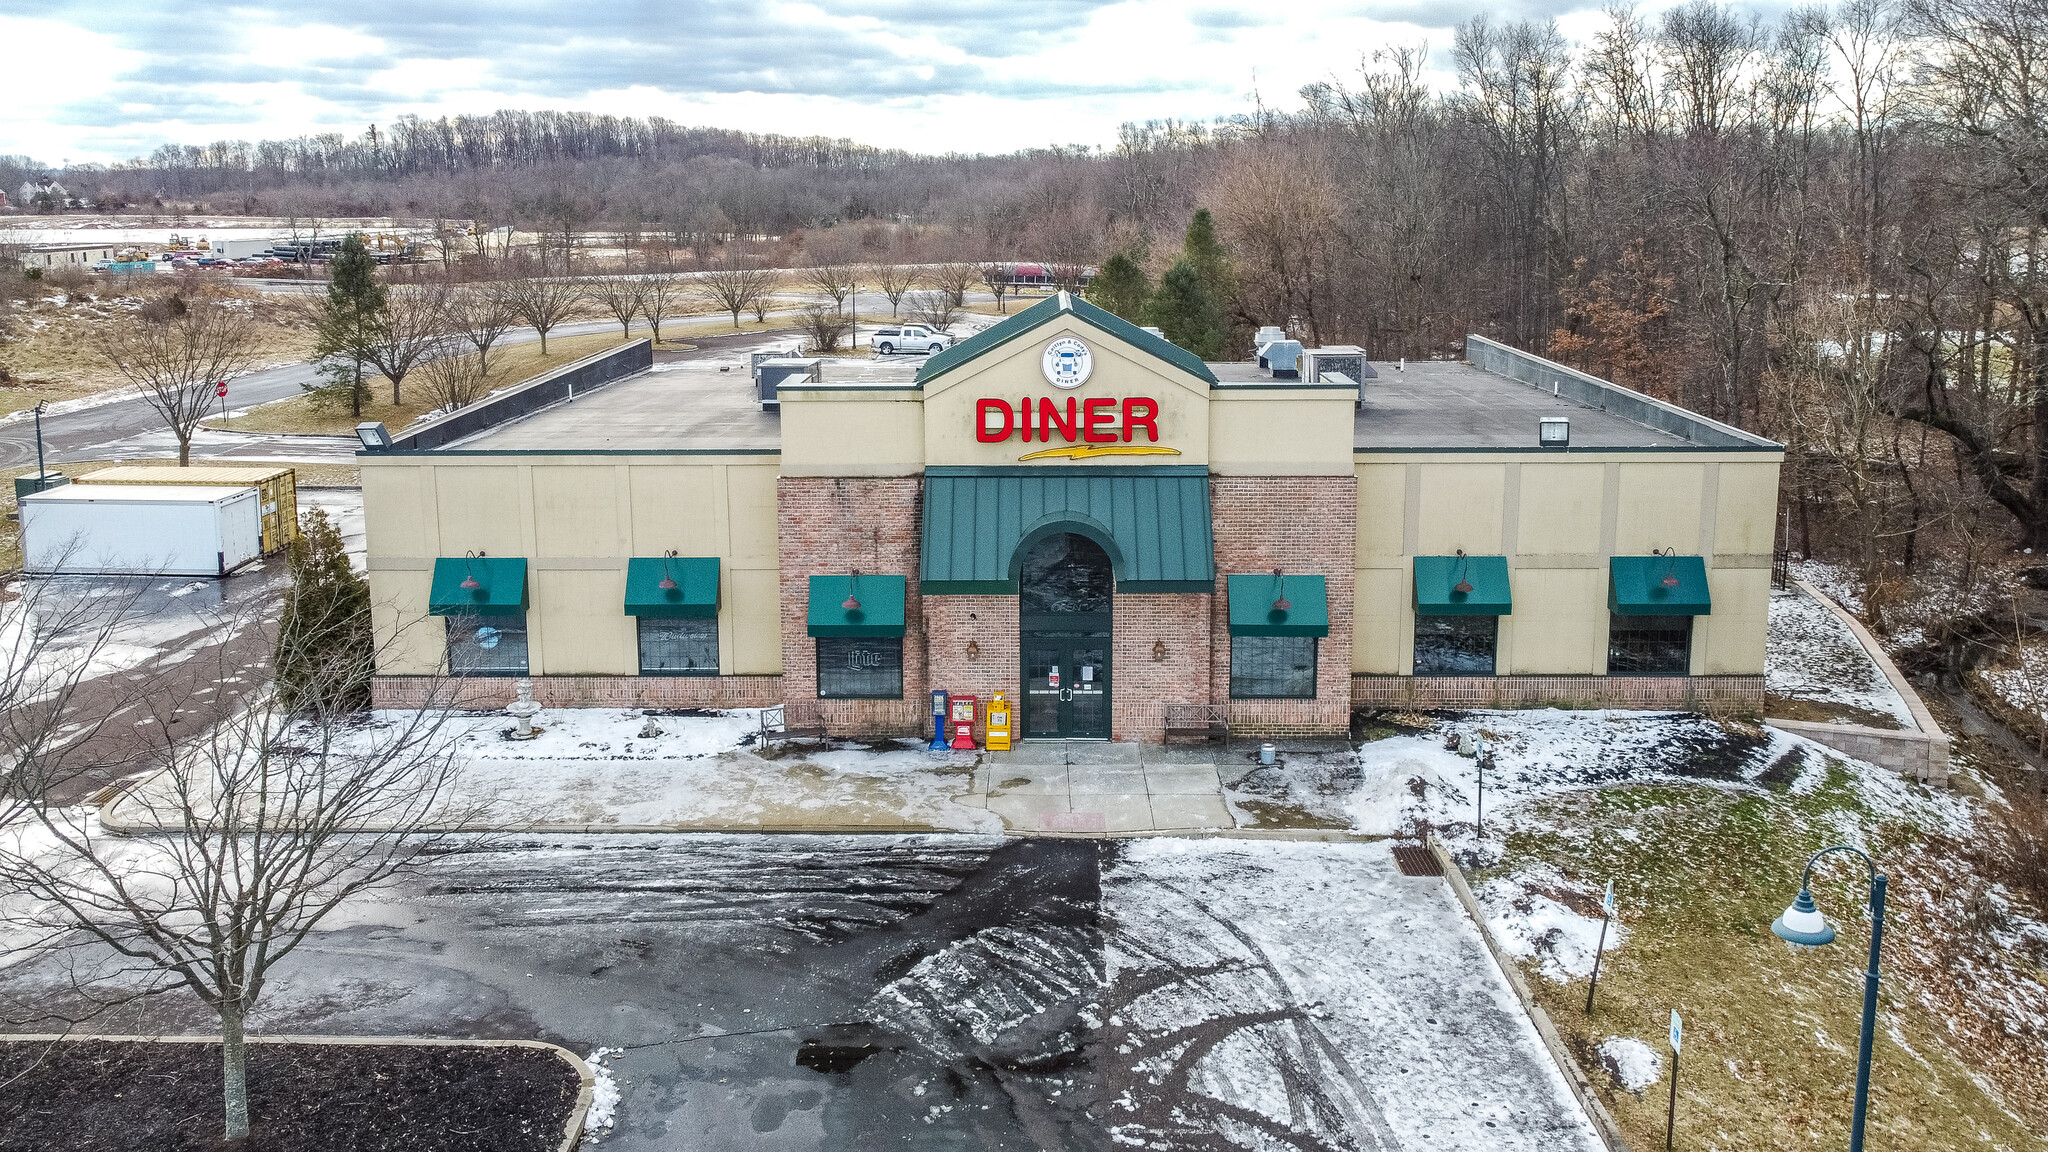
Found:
[985,691,1013,751]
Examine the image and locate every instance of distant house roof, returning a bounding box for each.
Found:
[915,291,1220,388]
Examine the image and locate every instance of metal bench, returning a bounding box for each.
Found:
[1164,703,1229,745]
[759,703,829,747]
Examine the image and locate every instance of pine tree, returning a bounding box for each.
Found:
[1147,259,1227,359]
[275,506,373,718]
[1088,252,1151,323]
[309,234,386,419]
[1182,208,1232,304]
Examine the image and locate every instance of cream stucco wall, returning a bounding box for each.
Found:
[363,453,783,677]
[1353,453,1782,675]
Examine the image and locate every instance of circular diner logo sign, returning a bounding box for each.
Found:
[1041,336,1093,389]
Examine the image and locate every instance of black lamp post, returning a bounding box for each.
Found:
[32,399,48,483]
[1772,845,1889,1152]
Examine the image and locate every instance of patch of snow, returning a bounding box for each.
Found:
[582,1046,622,1138]
[1767,587,1915,728]
[1475,869,1624,983]
[1596,1037,1661,1094]
[1792,559,1863,612]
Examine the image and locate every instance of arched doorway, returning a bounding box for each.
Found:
[1018,532,1112,739]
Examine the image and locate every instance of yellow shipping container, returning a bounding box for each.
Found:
[75,465,300,556]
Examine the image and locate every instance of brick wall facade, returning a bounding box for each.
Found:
[372,674,783,710]
[1210,476,1358,737]
[924,594,1021,741]
[778,476,928,736]
[1112,593,1215,741]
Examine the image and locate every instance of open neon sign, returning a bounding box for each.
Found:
[976,397,1160,444]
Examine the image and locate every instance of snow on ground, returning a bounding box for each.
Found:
[1475,867,1623,983]
[1102,839,1606,1151]
[1595,1037,1661,1094]
[583,1047,623,1141]
[0,576,253,704]
[1767,586,1915,728]
[1977,643,2048,732]
[1345,708,1803,838]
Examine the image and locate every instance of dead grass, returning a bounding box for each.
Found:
[0,457,357,572]
[0,279,315,419]
[1486,759,2046,1151]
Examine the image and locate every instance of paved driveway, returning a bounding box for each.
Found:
[0,835,1601,1151]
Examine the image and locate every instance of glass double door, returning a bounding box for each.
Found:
[1022,635,1110,740]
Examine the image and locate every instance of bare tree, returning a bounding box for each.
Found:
[417,348,494,413]
[638,273,687,345]
[440,282,517,377]
[697,256,777,330]
[361,283,452,406]
[92,293,259,465]
[798,261,857,313]
[796,304,851,353]
[583,276,646,341]
[927,262,979,309]
[904,289,960,331]
[872,263,920,317]
[499,273,581,356]
[976,262,1012,313]
[0,596,484,1143]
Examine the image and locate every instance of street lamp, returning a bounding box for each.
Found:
[1771,845,1888,1152]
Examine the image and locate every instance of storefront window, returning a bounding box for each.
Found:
[1230,636,1317,699]
[1413,616,1498,675]
[817,637,904,699]
[639,618,718,675]
[1608,614,1693,675]
[446,614,528,676]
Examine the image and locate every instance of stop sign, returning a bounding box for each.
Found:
[216,381,228,398]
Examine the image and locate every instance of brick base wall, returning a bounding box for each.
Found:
[1352,674,1766,712]
[1211,476,1356,738]
[371,675,783,710]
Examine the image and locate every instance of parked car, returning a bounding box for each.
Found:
[869,324,957,355]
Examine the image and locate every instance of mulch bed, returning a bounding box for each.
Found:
[0,1040,581,1151]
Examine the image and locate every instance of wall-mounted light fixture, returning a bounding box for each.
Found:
[966,640,981,660]
[1453,548,1474,595]
[658,548,679,591]
[1538,417,1570,448]
[459,549,486,590]
[1271,567,1292,613]
[1655,546,1682,587]
[1152,640,1167,662]
[842,568,862,612]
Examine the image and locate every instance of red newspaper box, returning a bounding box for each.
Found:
[949,695,978,750]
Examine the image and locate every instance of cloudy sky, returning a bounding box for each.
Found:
[4,1,1651,164]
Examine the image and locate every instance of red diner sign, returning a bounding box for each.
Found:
[977,397,1159,444]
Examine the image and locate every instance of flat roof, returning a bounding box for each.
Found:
[22,484,255,503]
[1355,360,1701,451]
[449,361,785,452]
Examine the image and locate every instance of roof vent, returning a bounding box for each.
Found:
[1259,340,1304,379]
[1539,417,1570,448]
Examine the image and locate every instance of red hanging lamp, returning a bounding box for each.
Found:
[658,548,679,592]
[842,568,863,613]
[459,549,483,591]
[1453,548,1474,595]
[1271,567,1292,613]
[1659,547,1682,588]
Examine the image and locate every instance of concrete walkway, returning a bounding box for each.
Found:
[961,741,1236,833]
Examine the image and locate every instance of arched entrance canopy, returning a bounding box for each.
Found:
[920,465,1214,594]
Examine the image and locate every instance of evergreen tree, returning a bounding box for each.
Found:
[1182,208,1231,304]
[1147,259,1226,359]
[1087,251,1151,323]
[308,234,386,419]
[275,506,373,718]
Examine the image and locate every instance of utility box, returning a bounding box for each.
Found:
[20,484,263,576]
[13,472,67,502]
[75,465,299,555]
[756,357,821,411]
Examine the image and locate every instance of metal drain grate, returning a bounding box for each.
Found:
[1392,844,1444,877]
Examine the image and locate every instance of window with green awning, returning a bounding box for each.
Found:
[807,574,907,637]
[1413,555,1512,616]
[1227,573,1328,636]
[1610,555,1711,615]
[624,556,719,618]
[429,556,527,615]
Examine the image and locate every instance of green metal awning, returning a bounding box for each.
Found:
[808,574,907,637]
[429,557,527,615]
[1414,555,1513,616]
[624,556,719,618]
[1610,555,1712,615]
[921,466,1215,594]
[1227,573,1329,636]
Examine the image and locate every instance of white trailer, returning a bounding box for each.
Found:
[19,484,264,576]
[208,237,282,260]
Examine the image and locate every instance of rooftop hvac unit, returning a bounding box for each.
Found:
[1253,326,1287,351]
[1258,340,1305,378]
[755,357,822,410]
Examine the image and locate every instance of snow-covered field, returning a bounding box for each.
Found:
[1767,586,1915,727]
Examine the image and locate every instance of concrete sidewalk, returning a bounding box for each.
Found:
[961,741,1236,833]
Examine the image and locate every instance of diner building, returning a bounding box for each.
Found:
[359,292,1783,741]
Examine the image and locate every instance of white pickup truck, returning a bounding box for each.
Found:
[868,324,957,355]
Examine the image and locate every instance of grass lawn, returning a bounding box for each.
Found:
[1,457,358,571]
[1473,732,2045,1151]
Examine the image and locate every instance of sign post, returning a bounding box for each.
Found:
[1587,879,1616,1014]
[216,379,229,426]
[1666,1009,1683,1150]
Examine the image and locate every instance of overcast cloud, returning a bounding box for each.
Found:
[5,1,1691,164]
